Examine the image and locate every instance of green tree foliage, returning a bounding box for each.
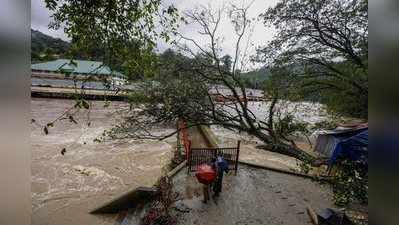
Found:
[131,49,210,121]
[45,0,179,80]
[221,54,233,72]
[109,49,211,140]
[239,67,270,89]
[257,0,368,118]
[332,159,368,206]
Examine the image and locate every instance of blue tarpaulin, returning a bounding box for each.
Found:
[329,129,368,165]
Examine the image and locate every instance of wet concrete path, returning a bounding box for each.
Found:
[172,164,334,225]
[172,126,334,225]
[116,125,334,225]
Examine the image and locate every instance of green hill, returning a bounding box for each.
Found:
[31,29,70,62]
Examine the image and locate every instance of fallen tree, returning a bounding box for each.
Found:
[106,3,317,162]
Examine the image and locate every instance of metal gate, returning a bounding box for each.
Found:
[188,141,240,174]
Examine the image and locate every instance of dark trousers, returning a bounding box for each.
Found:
[203,184,210,202]
[213,172,223,195]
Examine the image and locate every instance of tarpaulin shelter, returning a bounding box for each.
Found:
[329,129,368,166]
[313,124,368,166]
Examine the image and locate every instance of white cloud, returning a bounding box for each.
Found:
[31,0,70,41]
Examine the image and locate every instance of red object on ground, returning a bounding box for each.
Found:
[195,164,216,184]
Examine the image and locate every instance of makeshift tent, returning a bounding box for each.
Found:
[314,126,367,158]
[329,129,368,166]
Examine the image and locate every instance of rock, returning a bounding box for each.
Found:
[173,200,191,213]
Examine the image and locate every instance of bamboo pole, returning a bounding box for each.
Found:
[306,205,318,225]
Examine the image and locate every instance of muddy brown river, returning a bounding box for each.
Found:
[31,98,175,225]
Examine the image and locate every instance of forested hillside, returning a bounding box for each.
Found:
[240,67,270,89]
[31,29,70,62]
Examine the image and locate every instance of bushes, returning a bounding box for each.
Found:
[298,156,368,207]
[331,160,368,206]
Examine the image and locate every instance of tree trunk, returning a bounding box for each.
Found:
[257,141,316,163]
[248,128,316,163]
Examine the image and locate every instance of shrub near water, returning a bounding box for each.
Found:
[331,160,368,206]
[298,157,368,207]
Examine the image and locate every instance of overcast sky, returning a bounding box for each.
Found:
[31,0,278,69]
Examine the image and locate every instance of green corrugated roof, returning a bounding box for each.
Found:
[31,59,125,78]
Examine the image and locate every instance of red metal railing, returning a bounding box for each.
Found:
[178,120,191,160]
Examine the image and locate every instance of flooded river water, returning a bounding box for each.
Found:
[31,98,175,225]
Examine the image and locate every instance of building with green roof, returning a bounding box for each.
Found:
[31,59,125,80]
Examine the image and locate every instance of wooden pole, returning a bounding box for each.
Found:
[306,205,318,225]
[176,120,181,156]
[235,140,241,175]
[187,140,191,174]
